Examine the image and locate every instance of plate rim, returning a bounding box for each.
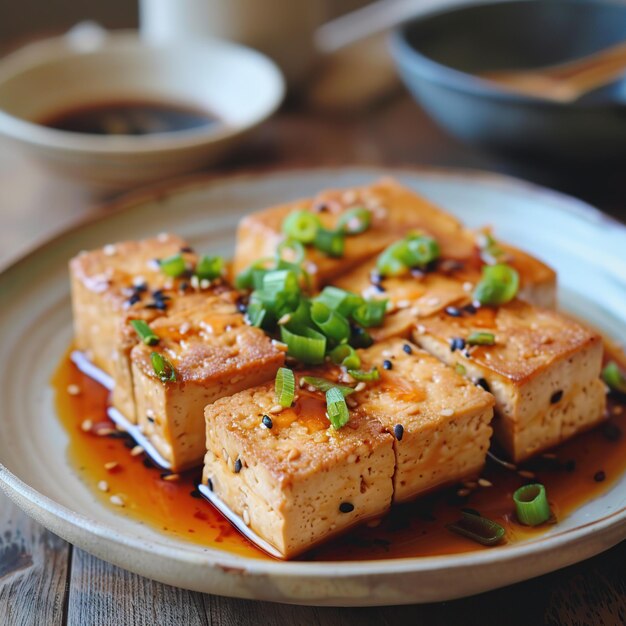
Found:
[1,164,625,582]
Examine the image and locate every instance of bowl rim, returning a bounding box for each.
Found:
[0,31,286,155]
[390,0,626,110]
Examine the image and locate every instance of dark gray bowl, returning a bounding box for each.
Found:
[390,0,626,159]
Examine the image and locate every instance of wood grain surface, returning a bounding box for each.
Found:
[0,92,624,626]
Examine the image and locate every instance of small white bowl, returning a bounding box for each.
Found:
[0,31,285,190]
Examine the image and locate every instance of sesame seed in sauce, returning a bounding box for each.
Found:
[354,382,366,392]
[339,502,354,513]
[518,470,536,479]
[163,473,180,482]
[67,384,81,396]
[269,404,283,414]
[262,415,273,429]
[383,359,393,370]
[394,424,404,441]
[440,408,454,417]
[234,459,243,473]
[81,419,93,432]
[594,470,606,482]
[130,445,144,457]
[242,508,251,526]
[97,480,109,493]
[550,390,563,404]
[277,313,292,325]
[445,306,463,317]
[104,461,119,471]
[110,495,125,507]
[478,478,493,488]
[403,344,413,355]
[456,488,471,497]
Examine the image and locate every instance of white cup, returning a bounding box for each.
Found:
[139,0,327,84]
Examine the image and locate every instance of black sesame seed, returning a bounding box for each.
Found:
[564,459,576,472]
[262,415,273,429]
[152,289,165,298]
[147,416,155,423]
[145,301,167,311]
[394,424,404,441]
[236,298,248,314]
[463,304,477,315]
[190,489,202,498]
[180,246,194,253]
[234,459,242,473]
[445,306,463,318]
[450,337,466,353]
[127,293,141,306]
[594,470,606,482]
[602,422,622,442]
[179,281,189,292]
[314,202,329,213]
[383,359,393,370]
[550,390,563,404]
[134,283,148,293]
[370,271,383,286]
[208,478,214,491]
[339,502,354,513]
[476,378,491,392]
[402,344,412,355]
[373,283,386,293]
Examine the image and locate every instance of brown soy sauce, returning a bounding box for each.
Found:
[41,99,218,136]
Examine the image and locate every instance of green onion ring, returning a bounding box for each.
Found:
[602,361,626,394]
[275,367,295,407]
[280,325,326,365]
[282,210,321,244]
[466,331,496,346]
[150,351,177,383]
[130,320,159,346]
[513,483,551,526]
[326,387,350,429]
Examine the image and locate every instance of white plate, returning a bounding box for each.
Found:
[0,167,624,605]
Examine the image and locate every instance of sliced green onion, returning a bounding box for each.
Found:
[301,376,354,396]
[234,257,274,290]
[314,227,345,258]
[275,367,295,407]
[337,207,371,235]
[150,351,176,383]
[130,319,159,346]
[447,512,505,546]
[347,367,380,382]
[280,325,326,365]
[276,239,305,264]
[282,210,321,244]
[159,253,186,277]
[467,331,496,346]
[245,299,266,328]
[195,255,224,280]
[352,299,388,328]
[326,387,350,429]
[315,286,364,318]
[376,242,409,277]
[261,269,300,314]
[403,234,440,268]
[478,232,505,265]
[330,344,361,370]
[285,298,311,332]
[513,483,551,526]
[455,363,467,375]
[602,361,626,394]
[310,301,350,343]
[473,263,519,306]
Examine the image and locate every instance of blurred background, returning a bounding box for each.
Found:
[0,0,624,264]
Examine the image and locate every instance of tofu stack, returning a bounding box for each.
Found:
[70,234,284,470]
[202,339,493,558]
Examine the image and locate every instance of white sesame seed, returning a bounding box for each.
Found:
[299,378,306,388]
[271,339,288,352]
[287,449,300,461]
[425,296,440,307]
[277,313,292,325]
[67,384,81,396]
[242,508,250,526]
[518,470,536,479]
[130,445,144,457]
[440,408,454,417]
[222,448,229,462]
[179,322,191,335]
[81,419,93,432]
[269,404,283,414]
[163,473,180,482]
[104,461,119,471]
[190,275,200,289]
[416,324,426,334]
[410,307,421,317]
[95,427,115,437]
[396,300,411,309]
[347,454,357,464]
[463,282,474,292]
[354,382,366,392]
[478,478,493,488]
[200,279,210,289]
[109,495,125,507]
[132,275,146,287]
[98,480,109,492]
[103,244,117,256]
[146,408,155,419]
[307,385,317,393]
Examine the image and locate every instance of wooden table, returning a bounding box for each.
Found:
[1,93,625,626]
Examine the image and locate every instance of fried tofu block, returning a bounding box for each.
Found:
[232,178,476,289]
[202,383,395,559]
[131,299,285,471]
[354,340,495,502]
[412,301,606,461]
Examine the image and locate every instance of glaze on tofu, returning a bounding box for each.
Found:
[413,301,606,461]
[131,298,285,471]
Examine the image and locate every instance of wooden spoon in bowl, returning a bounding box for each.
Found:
[480,41,626,103]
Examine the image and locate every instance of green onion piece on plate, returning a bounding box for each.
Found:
[280,325,326,365]
[314,286,364,318]
[282,210,321,244]
[473,263,519,306]
[245,300,266,328]
[159,253,186,277]
[466,331,496,346]
[337,207,371,235]
[130,319,159,346]
[447,511,506,546]
[150,351,177,383]
[347,367,380,382]
[276,239,305,264]
[310,301,350,343]
[513,483,551,526]
[301,376,354,396]
[376,241,409,277]
[326,387,350,429]
[275,367,295,407]
[403,234,440,268]
[602,361,626,394]
[195,255,224,280]
[352,299,388,328]
[330,344,361,370]
[478,232,506,265]
[314,227,345,257]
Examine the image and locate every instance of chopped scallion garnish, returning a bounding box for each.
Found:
[376,234,440,277]
[275,367,295,407]
[477,232,506,265]
[159,254,186,277]
[330,344,361,370]
[282,210,321,244]
[280,325,326,365]
[150,351,176,382]
[467,331,496,346]
[447,511,505,546]
[314,227,345,258]
[326,387,350,429]
[513,483,551,526]
[301,376,354,396]
[473,263,519,306]
[276,239,305,265]
[352,299,388,328]
[337,207,371,235]
[195,255,224,281]
[130,319,159,346]
[347,367,380,382]
[310,301,350,343]
[602,361,626,394]
[314,286,363,318]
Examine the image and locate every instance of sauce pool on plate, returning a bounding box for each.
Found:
[40,99,219,136]
[52,346,626,562]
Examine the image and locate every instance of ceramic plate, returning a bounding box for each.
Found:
[1,167,625,606]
